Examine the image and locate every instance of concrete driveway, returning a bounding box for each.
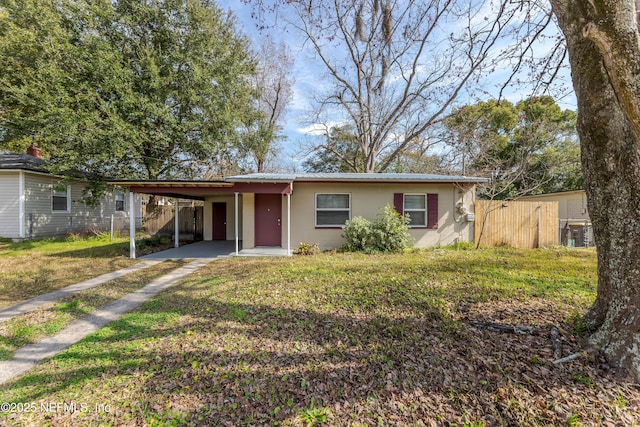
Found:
[141,240,288,259]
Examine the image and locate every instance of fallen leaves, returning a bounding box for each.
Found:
[1,249,639,426]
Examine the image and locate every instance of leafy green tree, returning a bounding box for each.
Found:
[0,0,256,193]
[443,96,579,199]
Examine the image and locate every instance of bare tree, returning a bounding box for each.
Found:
[245,0,560,173]
[242,38,294,172]
[549,0,640,380]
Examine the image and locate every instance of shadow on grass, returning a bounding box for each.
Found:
[49,242,131,259]
[0,292,611,426]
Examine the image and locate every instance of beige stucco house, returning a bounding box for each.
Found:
[114,173,487,256]
[0,152,141,240]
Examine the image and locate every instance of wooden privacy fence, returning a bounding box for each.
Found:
[143,206,203,240]
[474,200,558,248]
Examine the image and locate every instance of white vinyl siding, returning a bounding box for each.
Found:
[315,193,350,227]
[23,174,139,238]
[0,172,21,238]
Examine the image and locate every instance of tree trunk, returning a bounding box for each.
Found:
[551,0,640,380]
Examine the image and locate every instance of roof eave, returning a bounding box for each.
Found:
[292,177,489,184]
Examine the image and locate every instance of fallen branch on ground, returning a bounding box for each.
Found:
[469,321,547,335]
[552,352,582,365]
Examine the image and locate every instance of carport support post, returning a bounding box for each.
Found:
[235,192,239,255]
[129,191,136,259]
[174,198,179,248]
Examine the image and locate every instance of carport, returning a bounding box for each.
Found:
[108,179,293,259]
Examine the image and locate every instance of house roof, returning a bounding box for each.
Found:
[108,173,488,200]
[225,172,489,184]
[0,154,48,172]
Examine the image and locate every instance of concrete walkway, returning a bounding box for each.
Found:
[0,258,214,385]
[0,259,163,324]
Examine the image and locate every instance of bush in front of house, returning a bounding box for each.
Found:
[341,205,413,253]
[341,216,373,252]
[294,241,320,255]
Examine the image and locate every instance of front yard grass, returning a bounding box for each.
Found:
[0,234,182,309]
[1,247,639,426]
[0,235,136,308]
[0,259,186,361]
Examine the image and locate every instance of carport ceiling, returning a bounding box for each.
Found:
[107,180,233,201]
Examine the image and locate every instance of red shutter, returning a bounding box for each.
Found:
[427,193,438,229]
[393,193,404,214]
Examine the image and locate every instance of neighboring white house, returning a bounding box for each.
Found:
[0,151,142,240]
[519,190,593,247]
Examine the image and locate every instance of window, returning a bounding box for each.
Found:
[316,193,350,226]
[394,192,438,229]
[115,192,125,211]
[404,194,426,227]
[52,186,70,212]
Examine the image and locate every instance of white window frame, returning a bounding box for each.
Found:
[315,193,351,227]
[52,185,71,213]
[115,192,125,212]
[404,193,426,227]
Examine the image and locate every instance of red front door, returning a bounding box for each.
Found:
[255,194,282,246]
[212,202,227,240]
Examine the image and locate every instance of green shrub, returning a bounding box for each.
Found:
[371,205,413,252]
[341,216,373,252]
[294,242,320,255]
[342,205,413,253]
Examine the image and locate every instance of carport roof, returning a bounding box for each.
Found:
[107,179,293,200]
[107,180,233,200]
[108,180,232,187]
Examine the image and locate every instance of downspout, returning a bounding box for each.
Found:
[18,171,25,239]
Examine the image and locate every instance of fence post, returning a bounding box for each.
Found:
[110,214,114,241]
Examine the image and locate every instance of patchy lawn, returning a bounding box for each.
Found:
[0,235,136,308]
[1,247,639,426]
[0,234,182,308]
[0,259,186,361]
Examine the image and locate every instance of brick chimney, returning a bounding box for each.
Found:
[27,142,41,158]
